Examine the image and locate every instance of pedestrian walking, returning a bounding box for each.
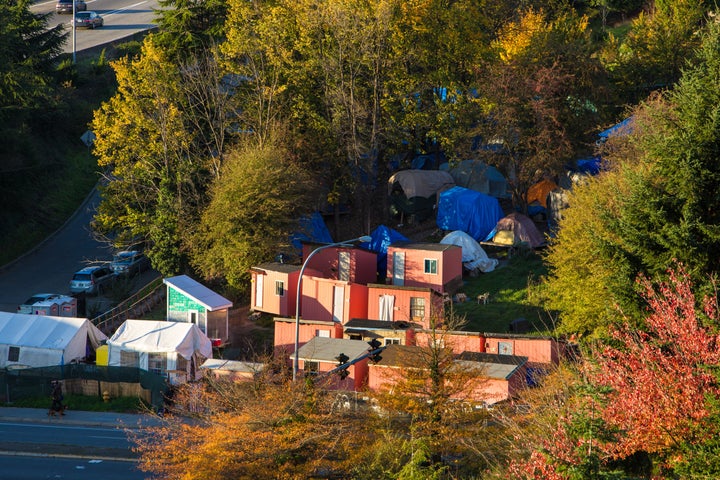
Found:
[48,380,65,416]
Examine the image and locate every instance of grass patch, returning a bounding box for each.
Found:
[450,248,553,334]
[6,394,149,413]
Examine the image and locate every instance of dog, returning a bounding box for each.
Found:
[477,292,490,305]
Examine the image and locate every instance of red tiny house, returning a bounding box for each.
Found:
[300,276,368,324]
[301,243,378,284]
[386,243,462,294]
[367,284,444,329]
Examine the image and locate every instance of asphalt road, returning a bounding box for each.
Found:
[0,456,146,479]
[30,0,159,55]
[0,189,112,314]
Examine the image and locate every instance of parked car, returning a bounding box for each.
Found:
[69,265,116,295]
[18,293,63,314]
[74,11,103,29]
[111,250,150,276]
[55,0,86,14]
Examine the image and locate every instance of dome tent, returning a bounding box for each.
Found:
[492,212,546,249]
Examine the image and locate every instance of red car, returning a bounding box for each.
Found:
[74,11,104,29]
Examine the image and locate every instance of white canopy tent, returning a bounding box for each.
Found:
[440,230,499,273]
[107,320,212,384]
[0,312,107,368]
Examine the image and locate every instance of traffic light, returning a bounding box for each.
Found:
[367,338,382,363]
[336,352,350,379]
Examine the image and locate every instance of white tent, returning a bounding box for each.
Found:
[0,312,107,368]
[440,230,499,273]
[108,320,212,384]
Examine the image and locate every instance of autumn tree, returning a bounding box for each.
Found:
[91,38,209,275]
[473,7,605,213]
[133,366,375,479]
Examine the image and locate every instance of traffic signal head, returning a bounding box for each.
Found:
[338,368,350,380]
[367,338,381,350]
[336,352,350,365]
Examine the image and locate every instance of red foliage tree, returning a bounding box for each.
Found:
[593,266,720,460]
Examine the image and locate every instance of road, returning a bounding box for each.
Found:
[0,190,111,313]
[30,0,159,55]
[0,456,146,480]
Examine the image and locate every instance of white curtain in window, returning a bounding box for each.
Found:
[379,295,394,321]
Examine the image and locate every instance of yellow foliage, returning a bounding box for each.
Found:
[494,8,548,63]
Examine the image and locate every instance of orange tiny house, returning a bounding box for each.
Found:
[250,263,300,317]
[367,284,444,329]
[301,243,378,284]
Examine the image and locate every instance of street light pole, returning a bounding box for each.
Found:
[72,0,76,63]
[293,235,371,381]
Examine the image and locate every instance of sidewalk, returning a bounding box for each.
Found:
[0,406,163,429]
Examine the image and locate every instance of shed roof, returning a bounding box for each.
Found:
[296,337,370,362]
[344,318,417,331]
[252,262,301,274]
[163,275,233,311]
[388,242,459,252]
[456,352,528,380]
[201,358,265,374]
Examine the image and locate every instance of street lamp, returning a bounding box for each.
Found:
[293,235,372,381]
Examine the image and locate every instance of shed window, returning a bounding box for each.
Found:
[410,297,425,321]
[275,280,285,296]
[424,258,437,275]
[148,353,167,376]
[316,329,330,338]
[304,361,319,374]
[120,350,139,367]
[7,346,19,362]
[385,338,400,345]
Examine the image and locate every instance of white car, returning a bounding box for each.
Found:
[111,250,150,276]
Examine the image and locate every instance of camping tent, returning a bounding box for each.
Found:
[107,320,212,384]
[0,313,107,368]
[358,225,410,280]
[440,230,498,273]
[436,186,504,241]
[388,170,456,222]
[290,212,334,251]
[491,212,546,248]
[440,160,509,198]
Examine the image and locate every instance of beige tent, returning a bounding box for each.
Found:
[492,213,546,248]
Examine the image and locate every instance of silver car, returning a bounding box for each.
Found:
[69,265,116,295]
[18,293,63,314]
[111,250,150,276]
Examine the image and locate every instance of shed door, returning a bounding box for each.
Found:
[338,251,350,281]
[379,295,395,321]
[392,252,405,286]
[332,286,345,323]
[255,274,263,308]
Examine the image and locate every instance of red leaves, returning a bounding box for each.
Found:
[593,266,720,458]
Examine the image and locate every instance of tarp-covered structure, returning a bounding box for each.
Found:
[108,320,212,384]
[440,231,498,273]
[437,186,504,241]
[0,313,107,368]
[389,170,456,222]
[359,225,409,279]
[491,213,546,248]
[290,212,333,251]
[440,160,509,198]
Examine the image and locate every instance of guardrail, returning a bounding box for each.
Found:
[93,274,165,335]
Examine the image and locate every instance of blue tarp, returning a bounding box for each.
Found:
[598,116,634,141]
[290,212,334,251]
[436,186,504,241]
[359,225,409,279]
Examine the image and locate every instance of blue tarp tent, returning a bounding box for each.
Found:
[597,116,634,142]
[359,225,409,279]
[290,212,333,251]
[437,186,504,241]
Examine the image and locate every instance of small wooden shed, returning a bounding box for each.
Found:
[163,275,232,347]
[250,262,300,317]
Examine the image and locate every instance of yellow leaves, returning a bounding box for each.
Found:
[495,8,548,63]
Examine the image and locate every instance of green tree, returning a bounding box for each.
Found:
[153,0,228,60]
[188,136,317,291]
[545,18,720,337]
[600,0,707,103]
[0,0,66,113]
